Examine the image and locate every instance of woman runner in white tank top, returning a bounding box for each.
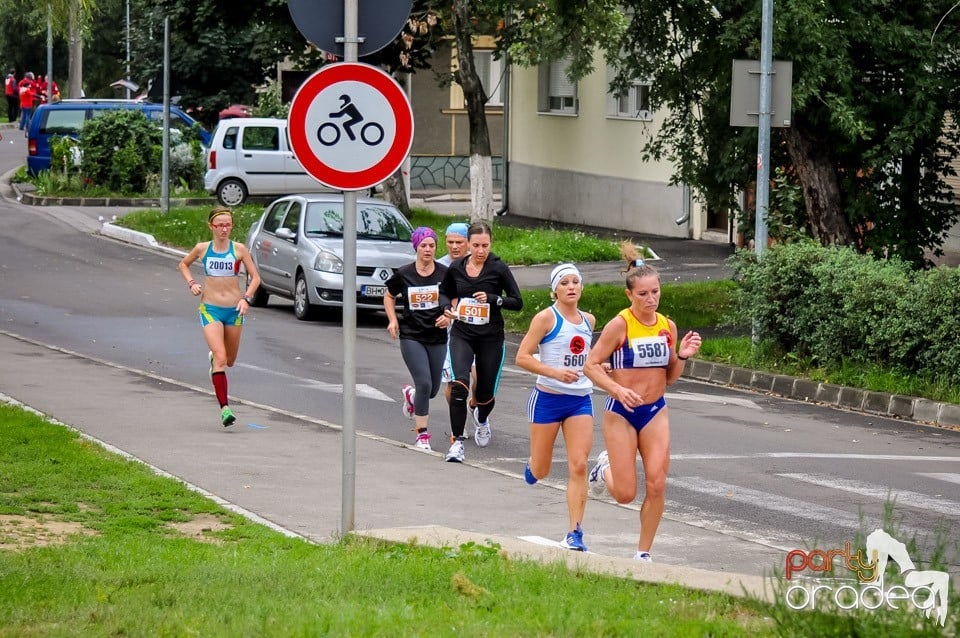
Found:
[515,263,596,552]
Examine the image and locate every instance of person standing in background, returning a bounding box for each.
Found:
[5,70,18,123]
[18,72,35,132]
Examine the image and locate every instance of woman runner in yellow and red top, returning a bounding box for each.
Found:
[583,242,701,563]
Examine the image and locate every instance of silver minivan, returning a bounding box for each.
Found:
[204,117,329,206]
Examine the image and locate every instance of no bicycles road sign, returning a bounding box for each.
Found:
[288,62,414,191]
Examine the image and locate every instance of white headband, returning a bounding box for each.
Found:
[550,263,582,291]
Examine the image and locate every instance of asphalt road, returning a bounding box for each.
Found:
[1,129,958,580]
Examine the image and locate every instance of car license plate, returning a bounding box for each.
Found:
[361,285,386,298]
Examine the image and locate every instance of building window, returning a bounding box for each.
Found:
[472,50,504,107]
[606,66,652,120]
[538,58,577,114]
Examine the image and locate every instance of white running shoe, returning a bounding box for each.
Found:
[472,407,492,447]
[588,450,609,497]
[445,438,465,463]
[401,385,415,419]
[634,551,653,562]
[414,431,432,451]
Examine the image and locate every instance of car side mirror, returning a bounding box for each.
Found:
[275,227,297,242]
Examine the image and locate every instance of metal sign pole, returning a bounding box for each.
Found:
[340,0,359,534]
[754,0,773,258]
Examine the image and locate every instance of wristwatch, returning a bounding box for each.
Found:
[495,295,503,307]
[242,295,254,305]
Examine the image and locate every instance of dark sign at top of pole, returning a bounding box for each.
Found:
[287,0,413,58]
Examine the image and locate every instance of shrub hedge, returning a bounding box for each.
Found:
[730,241,960,385]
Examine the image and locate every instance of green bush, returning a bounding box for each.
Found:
[81,110,163,193]
[731,241,960,384]
[915,267,960,378]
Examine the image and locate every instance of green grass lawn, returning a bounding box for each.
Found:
[0,402,788,636]
[3,402,948,636]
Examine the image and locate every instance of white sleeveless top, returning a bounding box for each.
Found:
[536,305,593,396]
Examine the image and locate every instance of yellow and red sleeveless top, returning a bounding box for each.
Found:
[609,309,673,369]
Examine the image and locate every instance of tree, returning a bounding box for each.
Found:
[423,0,626,220]
[615,0,960,266]
[128,0,301,126]
[0,0,98,98]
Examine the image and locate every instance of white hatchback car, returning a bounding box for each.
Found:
[204,117,329,206]
[245,193,416,320]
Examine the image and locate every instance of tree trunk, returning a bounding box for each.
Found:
[383,166,410,218]
[782,124,857,247]
[452,0,494,221]
[68,0,82,99]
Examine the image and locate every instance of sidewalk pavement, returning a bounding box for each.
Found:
[0,330,779,603]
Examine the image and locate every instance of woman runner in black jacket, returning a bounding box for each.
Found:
[440,221,523,462]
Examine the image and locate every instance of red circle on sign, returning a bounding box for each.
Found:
[288,63,414,191]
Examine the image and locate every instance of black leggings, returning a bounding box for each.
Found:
[448,332,505,437]
[399,339,446,416]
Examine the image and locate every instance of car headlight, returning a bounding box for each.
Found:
[314,251,343,273]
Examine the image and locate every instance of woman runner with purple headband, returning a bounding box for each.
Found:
[384,226,451,451]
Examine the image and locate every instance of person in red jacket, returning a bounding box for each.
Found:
[36,76,60,104]
[18,72,35,132]
[5,70,18,123]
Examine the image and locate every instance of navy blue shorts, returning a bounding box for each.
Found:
[526,388,593,424]
[603,396,666,432]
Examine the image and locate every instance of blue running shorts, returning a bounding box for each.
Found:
[603,396,666,432]
[526,388,593,424]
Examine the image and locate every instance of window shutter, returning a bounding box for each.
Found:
[549,61,575,98]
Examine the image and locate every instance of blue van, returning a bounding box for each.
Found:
[26,99,211,175]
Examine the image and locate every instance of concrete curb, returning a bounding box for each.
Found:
[681,359,960,429]
[355,525,777,603]
[18,191,215,207]
[99,222,186,258]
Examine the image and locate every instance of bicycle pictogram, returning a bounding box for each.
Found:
[317,94,385,146]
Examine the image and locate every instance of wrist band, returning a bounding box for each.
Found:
[677,355,689,360]
[188,279,197,287]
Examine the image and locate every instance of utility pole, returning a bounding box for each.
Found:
[754,0,773,258]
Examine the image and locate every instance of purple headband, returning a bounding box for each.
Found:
[411,226,437,250]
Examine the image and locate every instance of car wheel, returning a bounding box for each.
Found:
[294,272,317,321]
[247,274,269,307]
[217,179,247,207]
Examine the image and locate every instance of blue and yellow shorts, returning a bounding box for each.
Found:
[199,302,243,327]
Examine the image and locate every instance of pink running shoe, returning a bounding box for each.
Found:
[401,385,415,419]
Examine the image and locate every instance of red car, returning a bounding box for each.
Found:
[219,104,253,120]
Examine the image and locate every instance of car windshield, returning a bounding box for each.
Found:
[304,203,412,241]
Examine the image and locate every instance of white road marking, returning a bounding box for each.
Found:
[235,362,392,401]
[518,535,564,549]
[500,370,764,411]
[778,473,960,517]
[670,477,928,538]
[918,472,960,486]
[673,453,960,462]
[665,391,762,410]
